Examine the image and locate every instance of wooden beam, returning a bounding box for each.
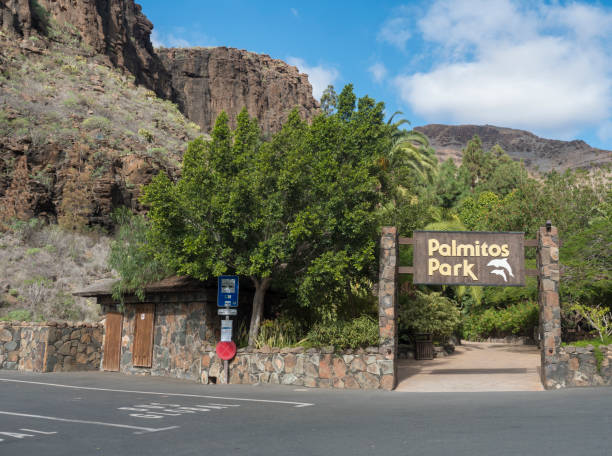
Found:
[526,269,538,277]
[525,239,538,247]
[398,266,414,274]
[399,237,414,245]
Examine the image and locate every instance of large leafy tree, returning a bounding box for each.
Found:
[142,98,388,345]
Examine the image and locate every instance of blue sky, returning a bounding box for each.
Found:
[140,0,612,149]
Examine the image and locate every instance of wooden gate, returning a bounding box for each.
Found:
[132,303,155,368]
[102,312,122,371]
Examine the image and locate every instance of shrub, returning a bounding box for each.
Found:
[0,309,32,322]
[570,304,612,343]
[399,291,461,339]
[138,128,154,143]
[82,116,111,133]
[255,317,303,348]
[301,315,379,350]
[462,301,539,340]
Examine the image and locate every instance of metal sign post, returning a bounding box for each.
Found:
[217,276,239,384]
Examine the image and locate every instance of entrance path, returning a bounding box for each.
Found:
[396,341,543,392]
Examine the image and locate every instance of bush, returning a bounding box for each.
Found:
[301,315,379,350]
[82,116,111,133]
[399,291,460,339]
[255,317,303,348]
[0,309,32,322]
[462,301,538,340]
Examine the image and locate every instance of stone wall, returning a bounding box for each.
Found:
[546,345,612,388]
[201,347,394,390]
[45,322,103,372]
[0,321,102,372]
[0,323,21,369]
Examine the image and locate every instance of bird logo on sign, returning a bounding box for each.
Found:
[487,258,514,282]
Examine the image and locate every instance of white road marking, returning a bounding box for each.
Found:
[0,378,314,408]
[0,431,33,439]
[0,411,178,434]
[19,429,58,435]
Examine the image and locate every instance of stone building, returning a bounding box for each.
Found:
[75,276,226,382]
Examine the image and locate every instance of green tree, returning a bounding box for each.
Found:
[320,85,338,115]
[142,105,385,345]
[435,159,466,208]
[336,83,357,122]
[460,135,486,190]
[108,207,172,301]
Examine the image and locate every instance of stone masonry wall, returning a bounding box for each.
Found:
[547,345,612,388]
[45,322,103,372]
[201,347,394,390]
[0,321,103,372]
[0,323,21,369]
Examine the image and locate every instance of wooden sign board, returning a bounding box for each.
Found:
[413,231,525,286]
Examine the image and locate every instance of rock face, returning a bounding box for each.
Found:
[0,0,174,99]
[415,124,612,174]
[157,47,320,135]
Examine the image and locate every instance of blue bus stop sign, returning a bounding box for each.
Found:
[217,276,239,308]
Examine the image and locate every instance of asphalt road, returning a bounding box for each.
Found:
[0,370,611,456]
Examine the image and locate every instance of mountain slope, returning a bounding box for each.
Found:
[415,124,612,174]
[0,18,202,228]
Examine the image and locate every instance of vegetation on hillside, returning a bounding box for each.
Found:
[0,10,203,321]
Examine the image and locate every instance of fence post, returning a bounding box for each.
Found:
[537,222,561,389]
[379,226,398,389]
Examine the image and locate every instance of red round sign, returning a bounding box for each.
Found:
[216,341,237,360]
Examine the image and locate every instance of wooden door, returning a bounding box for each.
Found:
[102,312,122,371]
[132,303,155,367]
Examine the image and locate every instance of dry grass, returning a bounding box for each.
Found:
[0,221,112,321]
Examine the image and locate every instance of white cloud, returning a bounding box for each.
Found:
[290,8,298,17]
[287,57,339,100]
[387,0,612,140]
[368,62,387,83]
[151,28,215,48]
[377,15,412,50]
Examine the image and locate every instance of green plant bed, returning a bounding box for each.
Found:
[298,315,379,350]
[462,301,538,340]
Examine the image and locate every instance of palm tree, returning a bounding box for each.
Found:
[388,129,438,184]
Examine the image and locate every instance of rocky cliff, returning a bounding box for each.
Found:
[415,124,612,174]
[0,0,174,100]
[157,47,319,135]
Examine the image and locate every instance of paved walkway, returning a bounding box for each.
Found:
[396,341,544,392]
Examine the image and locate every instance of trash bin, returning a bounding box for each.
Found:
[414,333,434,360]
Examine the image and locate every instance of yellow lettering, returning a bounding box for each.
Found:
[428,258,440,276]
[439,243,451,256]
[463,260,478,280]
[428,239,440,256]
[440,263,451,276]
[489,244,501,257]
[501,244,509,256]
[481,242,488,256]
[452,240,457,256]
[475,241,480,256]
[457,244,475,256]
[453,263,462,276]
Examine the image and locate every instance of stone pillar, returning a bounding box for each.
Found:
[378,226,398,390]
[537,224,561,389]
